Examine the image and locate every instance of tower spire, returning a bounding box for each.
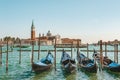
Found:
[32,20,34,26]
[31,20,35,40]
[31,20,35,29]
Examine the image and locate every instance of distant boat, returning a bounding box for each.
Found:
[60,50,76,73]
[77,52,97,73]
[32,51,54,73]
[13,44,30,48]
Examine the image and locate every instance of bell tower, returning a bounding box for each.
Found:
[31,20,35,40]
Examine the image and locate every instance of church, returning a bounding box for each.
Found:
[30,21,61,45]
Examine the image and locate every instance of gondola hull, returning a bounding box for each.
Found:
[109,66,120,72]
[32,63,52,73]
[77,53,97,73]
[60,51,76,73]
[104,62,120,72]
[61,61,76,73]
[32,51,54,73]
[103,57,120,72]
[80,64,97,73]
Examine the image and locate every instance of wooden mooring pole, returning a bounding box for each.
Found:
[105,42,107,57]
[31,41,34,65]
[114,43,118,63]
[54,37,56,71]
[71,42,73,58]
[19,40,21,64]
[38,34,40,60]
[77,39,80,56]
[77,39,80,67]
[100,40,103,70]
[0,45,2,65]
[6,40,9,73]
[77,39,80,52]
[11,43,13,52]
[87,43,89,58]
[116,44,118,63]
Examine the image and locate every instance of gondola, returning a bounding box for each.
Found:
[60,50,76,73]
[93,50,120,72]
[103,56,120,72]
[77,52,97,73]
[32,51,54,73]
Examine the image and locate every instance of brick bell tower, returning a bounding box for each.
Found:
[31,20,35,40]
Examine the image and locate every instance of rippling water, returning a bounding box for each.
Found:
[0,45,120,80]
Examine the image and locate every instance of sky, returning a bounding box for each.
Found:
[0,0,120,43]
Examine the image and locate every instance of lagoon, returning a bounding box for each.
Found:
[0,45,120,80]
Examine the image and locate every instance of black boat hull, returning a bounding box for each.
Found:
[32,63,52,73]
[61,62,76,73]
[81,64,97,73]
[77,53,97,73]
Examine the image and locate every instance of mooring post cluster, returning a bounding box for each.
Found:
[1,37,120,73]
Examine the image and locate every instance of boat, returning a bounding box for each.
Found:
[103,56,120,72]
[60,50,76,73]
[32,51,54,73]
[93,50,120,72]
[77,52,97,73]
[13,44,30,48]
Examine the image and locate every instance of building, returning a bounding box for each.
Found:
[35,31,61,45]
[30,21,61,45]
[61,38,81,45]
[31,21,35,40]
[30,21,81,45]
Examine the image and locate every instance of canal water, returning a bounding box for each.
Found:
[0,45,120,80]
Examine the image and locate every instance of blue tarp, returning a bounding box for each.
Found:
[61,52,71,62]
[40,53,54,63]
[80,54,86,59]
[46,53,54,63]
[86,63,94,67]
[109,62,120,67]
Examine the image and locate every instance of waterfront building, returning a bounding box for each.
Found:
[30,21,61,45]
[26,21,80,45]
[36,31,61,45]
[61,38,81,45]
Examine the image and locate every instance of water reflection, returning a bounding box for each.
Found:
[105,70,120,79]
[62,71,76,80]
[65,73,76,80]
[31,69,52,80]
[1,45,120,80]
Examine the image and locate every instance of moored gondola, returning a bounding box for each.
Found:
[93,50,120,72]
[32,51,54,73]
[77,52,97,73]
[103,56,120,72]
[60,50,76,73]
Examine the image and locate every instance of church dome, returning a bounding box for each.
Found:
[47,30,52,37]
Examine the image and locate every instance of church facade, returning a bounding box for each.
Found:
[30,21,61,45]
